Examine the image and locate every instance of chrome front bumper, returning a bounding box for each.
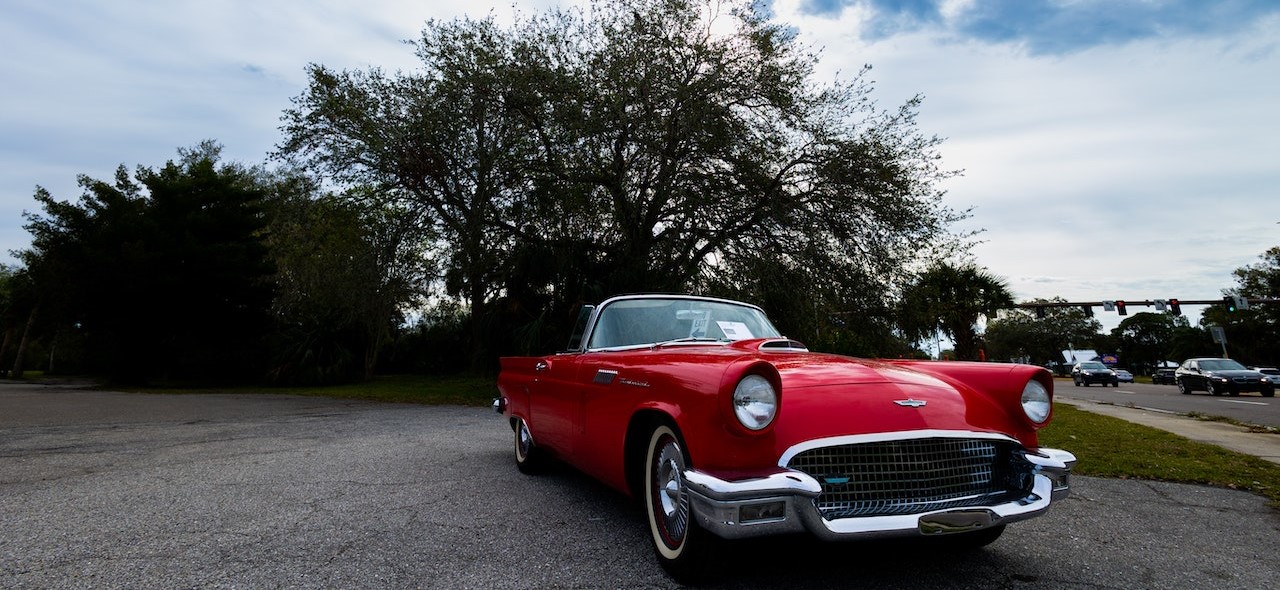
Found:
[682,447,1076,541]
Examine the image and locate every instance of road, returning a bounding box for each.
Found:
[2,381,1279,589]
[1054,380,1280,428]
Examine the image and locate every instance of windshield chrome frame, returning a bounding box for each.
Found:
[573,294,777,353]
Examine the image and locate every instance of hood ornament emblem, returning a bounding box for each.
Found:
[894,399,927,408]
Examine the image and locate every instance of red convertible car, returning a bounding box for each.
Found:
[494,295,1075,579]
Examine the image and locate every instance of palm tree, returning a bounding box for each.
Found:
[899,262,1014,361]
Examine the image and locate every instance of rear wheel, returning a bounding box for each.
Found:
[513,417,546,474]
[644,424,716,582]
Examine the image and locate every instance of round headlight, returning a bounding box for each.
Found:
[733,374,777,431]
[1021,379,1051,424]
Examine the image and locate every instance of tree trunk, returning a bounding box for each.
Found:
[11,305,38,379]
[467,277,487,374]
[0,324,13,378]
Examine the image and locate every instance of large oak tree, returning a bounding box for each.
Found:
[278,0,967,362]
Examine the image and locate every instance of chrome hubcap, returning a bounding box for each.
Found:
[654,439,688,542]
[518,421,533,459]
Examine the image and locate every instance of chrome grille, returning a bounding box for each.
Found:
[786,438,1033,519]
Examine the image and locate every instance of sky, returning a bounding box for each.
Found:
[2,0,1278,336]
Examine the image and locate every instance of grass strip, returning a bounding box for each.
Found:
[1039,403,1280,506]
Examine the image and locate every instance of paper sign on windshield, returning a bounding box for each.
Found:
[717,321,753,341]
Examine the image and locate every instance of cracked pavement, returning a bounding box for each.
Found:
[2,381,1278,589]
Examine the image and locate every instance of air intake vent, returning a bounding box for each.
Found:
[760,339,809,352]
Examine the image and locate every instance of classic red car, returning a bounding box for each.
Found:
[494,295,1075,579]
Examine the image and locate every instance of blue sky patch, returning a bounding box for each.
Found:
[793,0,1280,54]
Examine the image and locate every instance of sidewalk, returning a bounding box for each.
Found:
[1057,397,1280,465]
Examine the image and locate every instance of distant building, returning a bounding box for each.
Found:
[1061,349,1099,364]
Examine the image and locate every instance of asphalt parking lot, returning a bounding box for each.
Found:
[3,381,1279,589]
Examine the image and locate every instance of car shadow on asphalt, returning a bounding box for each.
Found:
[508,458,1044,589]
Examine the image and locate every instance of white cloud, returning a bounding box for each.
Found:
[771,1,1279,330]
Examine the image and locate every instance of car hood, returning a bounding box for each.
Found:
[765,354,1027,448]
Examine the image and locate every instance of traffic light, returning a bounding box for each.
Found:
[1224,295,1237,312]
[1035,306,1045,319]
[1115,300,1127,316]
[1169,298,1181,316]
[1082,305,1094,317]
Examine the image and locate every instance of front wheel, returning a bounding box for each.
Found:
[1263,388,1275,398]
[1178,379,1191,395]
[644,424,716,581]
[1207,381,1221,396]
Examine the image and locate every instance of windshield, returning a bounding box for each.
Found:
[1199,359,1247,371]
[1080,362,1108,371]
[587,297,781,350]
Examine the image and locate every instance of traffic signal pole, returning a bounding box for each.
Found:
[1014,297,1271,315]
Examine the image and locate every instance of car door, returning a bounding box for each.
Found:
[528,354,584,457]
[573,352,638,485]
[1184,360,1206,390]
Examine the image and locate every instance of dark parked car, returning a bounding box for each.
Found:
[1175,358,1275,397]
[1071,361,1118,387]
[1151,368,1177,385]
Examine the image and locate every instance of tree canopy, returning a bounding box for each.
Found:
[898,262,1013,360]
[20,142,275,384]
[277,0,967,363]
[1199,246,1280,366]
[985,299,1102,365]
